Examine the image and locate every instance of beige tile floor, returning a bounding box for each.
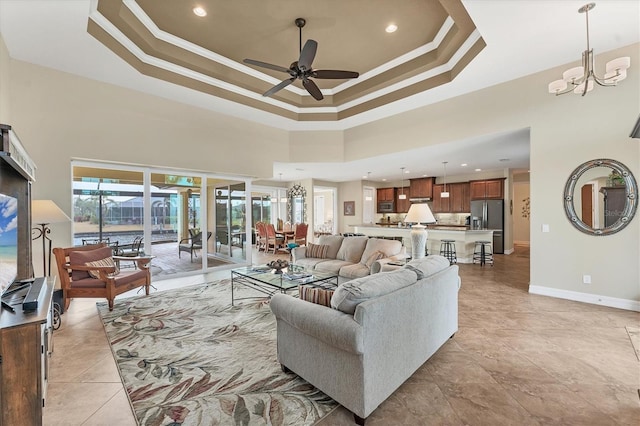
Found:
[44,245,640,425]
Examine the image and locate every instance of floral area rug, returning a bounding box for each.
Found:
[97,280,337,425]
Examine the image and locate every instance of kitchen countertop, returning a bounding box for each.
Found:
[355,224,494,233]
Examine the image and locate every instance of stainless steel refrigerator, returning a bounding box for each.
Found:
[470,199,504,254]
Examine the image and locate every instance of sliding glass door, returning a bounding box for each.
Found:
[210,181,247,262]
[72,162,251,279]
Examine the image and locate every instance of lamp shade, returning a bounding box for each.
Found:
[404,203,436,225]
[32,200,71,224]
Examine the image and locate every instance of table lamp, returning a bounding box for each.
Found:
[32,200,71,276]
[404,203,436,260]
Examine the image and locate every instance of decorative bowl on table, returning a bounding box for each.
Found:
[267,259,289,274]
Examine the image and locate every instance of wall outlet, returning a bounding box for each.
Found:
[583,275,591,284]
[542,224,550,232]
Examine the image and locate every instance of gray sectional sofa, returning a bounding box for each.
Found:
[270,256,460,425]
[291,235,406,279]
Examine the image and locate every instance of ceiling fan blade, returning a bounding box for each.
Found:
[302,78,323,101]
[263,78,295,97]
[298,39,317,71]
[243,58,291,74]
[312,70,359,79]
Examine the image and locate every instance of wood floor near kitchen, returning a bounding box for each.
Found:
[43,245,639,425]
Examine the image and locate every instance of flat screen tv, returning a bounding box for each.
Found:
[0,193,18,296]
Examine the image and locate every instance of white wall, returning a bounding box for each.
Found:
[3,33,638,307]
[513,182,530,244]
[0,36,10,123]
[345,44,639,305]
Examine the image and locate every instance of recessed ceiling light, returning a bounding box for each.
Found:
[385,24,398,33]
[422,174,428,177]
[461,163,468,167]
[404,169,410,174]
[475,168,482,172]
[193,6,207,17]
[499,158,510,162]
[362,175,368,179]
[382,178,387,182]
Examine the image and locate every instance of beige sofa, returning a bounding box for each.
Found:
[291,235,406,279]
[270,256,460,425]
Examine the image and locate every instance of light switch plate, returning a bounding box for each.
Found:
[542,224,550,232]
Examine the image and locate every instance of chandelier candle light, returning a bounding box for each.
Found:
[548,3,630,96]
[404,203,436,260]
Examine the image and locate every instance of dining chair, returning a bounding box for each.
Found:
[293,222,308,246]
[255,222,268,252]
[266,223,285,253]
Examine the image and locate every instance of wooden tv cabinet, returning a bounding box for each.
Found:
[0,277,54,426]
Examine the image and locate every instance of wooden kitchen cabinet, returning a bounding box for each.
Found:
[377,187,395,202]
[470,179,504,200]
[449,182,470,212]
[432,184,448,213]
[396,188,411,213]
[409,177,434,199]
[433,183,470,213]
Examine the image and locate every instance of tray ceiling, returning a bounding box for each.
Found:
[88,0,485,121]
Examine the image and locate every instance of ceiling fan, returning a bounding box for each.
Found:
[243,18,359,101]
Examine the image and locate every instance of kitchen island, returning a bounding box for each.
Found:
[352,225,493,263]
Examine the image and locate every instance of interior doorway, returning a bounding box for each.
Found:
[313,186,337,236]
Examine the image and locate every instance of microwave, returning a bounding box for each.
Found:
[378,201,395,213]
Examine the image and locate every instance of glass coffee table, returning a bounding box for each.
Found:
[230,265,338,306]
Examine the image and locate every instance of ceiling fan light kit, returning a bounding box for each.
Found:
[548,3,630,97]
[243,18,359,101]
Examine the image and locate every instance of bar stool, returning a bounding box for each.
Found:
[439,239,457,265]
[473,240,494,266]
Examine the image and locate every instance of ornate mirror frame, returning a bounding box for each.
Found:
[563,159,637,235]
[287,183,307,224]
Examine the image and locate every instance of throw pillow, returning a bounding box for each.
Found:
[299,285,334,307]
[85,256,120,279]
[331,268,418,314]
[363,250,384,268]
[69,246,114,280]
[305,243,329,259]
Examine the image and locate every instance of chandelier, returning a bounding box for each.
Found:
[548,3,630,96]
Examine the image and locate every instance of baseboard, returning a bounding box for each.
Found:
[503,248,515,255]
[514,240,530,246]
[529,285,640,312]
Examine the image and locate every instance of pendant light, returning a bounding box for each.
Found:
[441,162,450,198]
[279,173,287,203]
[399,167,407,200]
[365,172,373,201]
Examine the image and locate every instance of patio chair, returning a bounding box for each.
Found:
[179,230,212,262]
[53,243,151,311]
[118,236,144,268]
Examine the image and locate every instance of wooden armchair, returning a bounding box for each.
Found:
[53,243,151,311]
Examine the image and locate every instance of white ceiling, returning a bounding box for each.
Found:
[0,0,638,182]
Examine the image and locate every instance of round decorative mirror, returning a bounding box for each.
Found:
[564,159,637,235]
